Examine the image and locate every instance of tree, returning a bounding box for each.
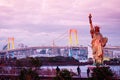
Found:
[19,57,42,80]
[29,57,42,70]
[91,66,114,80]
[54,69,72,80]
[19,68,40,80]
[16,60,23,67]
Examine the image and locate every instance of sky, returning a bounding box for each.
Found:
[0,0,120,50]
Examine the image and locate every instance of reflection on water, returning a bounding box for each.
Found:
[0,65,120,78]
[42,65,120,77]
[110,66,120,77]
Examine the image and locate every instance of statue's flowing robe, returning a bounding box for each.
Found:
[90,29,108,64]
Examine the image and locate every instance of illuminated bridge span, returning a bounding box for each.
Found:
[0,46,85,53]
[0,46,120,55]
[0,46,120,60]
[0,46,120,53]
[104,46,120,51]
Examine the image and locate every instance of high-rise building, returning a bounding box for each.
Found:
[104,46,120,60]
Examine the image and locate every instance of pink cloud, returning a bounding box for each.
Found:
[0,0,119,26]
[0,0,120,48]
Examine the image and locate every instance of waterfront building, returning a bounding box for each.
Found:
[70,46,88,61]
[104,46,120,60]
[0,46,88,61]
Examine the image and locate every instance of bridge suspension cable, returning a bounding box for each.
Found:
[52,31,69,46]
[54,31,68,41]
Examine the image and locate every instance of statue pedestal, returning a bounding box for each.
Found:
[87,65,110,75]
[87,65,113,80]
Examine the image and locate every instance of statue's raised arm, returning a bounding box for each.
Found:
[89,14,94,30]
[89,14,95,38]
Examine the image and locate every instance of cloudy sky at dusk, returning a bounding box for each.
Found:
[0,0,120,50]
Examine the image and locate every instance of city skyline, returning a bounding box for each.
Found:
[0,0,120,49]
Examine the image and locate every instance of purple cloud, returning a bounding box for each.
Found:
[0,0,120,50]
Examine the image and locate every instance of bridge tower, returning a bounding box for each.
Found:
[7,37,15,50]
[69,29,79,59]
[69,29,79,46]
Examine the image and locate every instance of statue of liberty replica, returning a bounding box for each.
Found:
[88,14,108,65]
